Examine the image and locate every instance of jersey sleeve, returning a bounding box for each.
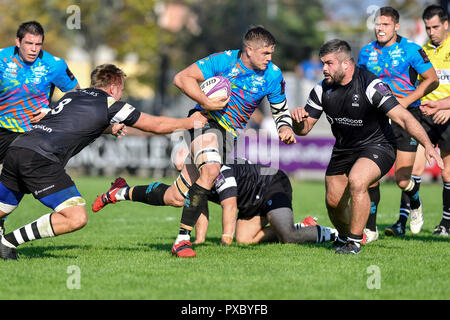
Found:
[408,42,433,75]
[357,47,369,70]
[52,59,78,92]
[304,82,324,119]
[108,100,141,126]
[365,78,399,113]
[215,165,237,202]
[195,51,230,80]
[266,68,287,104]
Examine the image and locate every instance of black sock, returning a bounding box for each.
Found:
[180,183,210,228]
[398,191,410,227]
[347,233,363,246]
[403,178,421,210]
[441,182,450,229]
[366,185,380,231]
[131,183,170,206]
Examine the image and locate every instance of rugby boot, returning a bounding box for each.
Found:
[0,236,18,260]
[172,240,196,258]
[92,177,129,212]
[335,240,361,254]
[409,203,424,234]
[384,221,406,237]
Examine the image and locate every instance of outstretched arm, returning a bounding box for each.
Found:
[132,111,207,134]
[387,104,443,169]
[291,107,318,136]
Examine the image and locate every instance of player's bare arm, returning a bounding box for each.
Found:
[220,197,238,245]
[173,63,230,111]
[132,111,207,134]
[290,107,317,136]
[397,67,439,107]
[103,123,127,138]
[421,96,450,115]
[387,104,444,168]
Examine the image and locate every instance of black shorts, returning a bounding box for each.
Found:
[326,144,396,178]
[419,114,450,151]
[0,128,21,163]
[391,107,424,152]
[0,147,75,199]
[186,109,236,164]
[238,170,293,220]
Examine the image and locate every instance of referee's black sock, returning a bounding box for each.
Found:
[131,183,170,206]
[441,182,450,229]
[366,185,380,232]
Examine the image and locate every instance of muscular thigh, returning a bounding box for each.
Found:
[325,174,349,208]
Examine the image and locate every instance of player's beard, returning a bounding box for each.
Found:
[324,67,346,85]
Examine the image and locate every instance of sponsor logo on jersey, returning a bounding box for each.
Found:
[418,48,430,63]
[436,69,450,84]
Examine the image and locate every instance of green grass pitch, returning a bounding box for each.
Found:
[0,175,449,300]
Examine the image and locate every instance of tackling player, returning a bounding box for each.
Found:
[0,64,207,260]
[358,7,439,239]
[291,39,442,254]
[170,26,296,257]
[92,162,337,247]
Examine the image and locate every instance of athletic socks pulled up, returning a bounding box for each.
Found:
[1,213,55,248]
[366,185,380,232]
[441,182,450,229]
[131,182,170,206]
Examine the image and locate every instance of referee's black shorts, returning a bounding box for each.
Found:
[326,143,396,178]
[391,107,425,152]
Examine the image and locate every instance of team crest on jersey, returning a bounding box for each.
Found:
[352,94,360,107]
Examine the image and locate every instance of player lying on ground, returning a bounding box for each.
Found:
[93,161,337,251]
[0,64,208,260]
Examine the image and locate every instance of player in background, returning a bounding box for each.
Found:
[92,161,337,247]
[413,5,450,237]
[0,21,80,234]
[0,64,207,260]
[291,39,442,254]
[169,26,296,257]
[357,7,439,239]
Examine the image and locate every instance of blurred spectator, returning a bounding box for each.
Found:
[295,52,322,82]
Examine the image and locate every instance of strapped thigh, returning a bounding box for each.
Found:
[193,147,222,170]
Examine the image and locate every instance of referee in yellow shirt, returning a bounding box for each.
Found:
[417,5,450,236]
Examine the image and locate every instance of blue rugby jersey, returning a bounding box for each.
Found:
[195,49,286,138]
[0,46,78,132]
[358,36,433,108]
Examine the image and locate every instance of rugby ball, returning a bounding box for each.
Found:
[200,76,231,98]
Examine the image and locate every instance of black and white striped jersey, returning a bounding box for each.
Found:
[11,88,140,166]
[305,67,398,151]
[209,163,280,210]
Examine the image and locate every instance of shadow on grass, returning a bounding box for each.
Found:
[18,244,92,259]
[376,223,450,243]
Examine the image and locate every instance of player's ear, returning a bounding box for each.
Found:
[15,37,21,47]
[394,23,400,32]
[444,20,448,31]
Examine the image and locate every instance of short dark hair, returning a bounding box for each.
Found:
[16,21,45,42]
[423,5,448,22]
[243,26,276,49]
[319,39,352,60]
[375,6,400,24]
[91,64,126,88]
